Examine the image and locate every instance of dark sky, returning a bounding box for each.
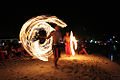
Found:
[0,8,119,39]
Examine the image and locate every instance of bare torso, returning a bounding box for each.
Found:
[64,36,70,43]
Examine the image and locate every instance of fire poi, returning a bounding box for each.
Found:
[19,15,77,61]
[70,31,77,56]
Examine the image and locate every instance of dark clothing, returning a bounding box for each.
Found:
[53,45,61,58]
[52,44,61,68]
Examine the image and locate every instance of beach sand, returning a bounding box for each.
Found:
[0,53,120,80]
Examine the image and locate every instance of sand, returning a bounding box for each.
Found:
[0,53,120,80]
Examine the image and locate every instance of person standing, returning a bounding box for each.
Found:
[43,25,62,68]
[63,32,71,57]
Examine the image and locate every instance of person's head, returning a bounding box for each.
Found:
[55,25,60,31]
[81,44,84,47]
[66,32,69,36]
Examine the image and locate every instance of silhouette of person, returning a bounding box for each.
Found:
[44,25,62,68]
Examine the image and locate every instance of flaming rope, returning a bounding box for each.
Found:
[19,15,67,61]
[70,31,77,56]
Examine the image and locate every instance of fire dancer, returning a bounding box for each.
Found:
[63,32,72,57]
[43,25,62,68]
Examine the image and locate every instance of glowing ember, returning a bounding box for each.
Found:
[19,15,67,61]
[70,31,77,56]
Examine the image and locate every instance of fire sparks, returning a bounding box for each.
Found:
[70,31,77,56]
[19,15,67,61]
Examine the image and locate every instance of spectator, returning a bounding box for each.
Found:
[63,32,72,57]
[79,43,88,55]
[0,47,5,60]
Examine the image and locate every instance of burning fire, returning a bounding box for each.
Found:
[70,31,77,56]
[19,15,67,61]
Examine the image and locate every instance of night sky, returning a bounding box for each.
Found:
[0,8,119,39]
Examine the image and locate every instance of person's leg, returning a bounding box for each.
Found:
[68,42,71,56]
[55,48,59,68]
[65,42,71,56]
[83,48,88,55]
[53,47,58,68]
[79,50,83,54]
[65,43,68,56]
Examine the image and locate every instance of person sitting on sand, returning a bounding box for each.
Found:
[0,47,5,60]
[79,44,88,55]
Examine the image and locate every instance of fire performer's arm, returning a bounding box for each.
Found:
[40,31,55,39]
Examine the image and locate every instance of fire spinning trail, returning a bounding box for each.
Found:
[70,31,77,56]
[20,15,67,61]
[20,15,77,61]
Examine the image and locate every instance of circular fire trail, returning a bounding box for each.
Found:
[19,15,67,61]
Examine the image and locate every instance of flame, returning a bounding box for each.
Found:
[19,15,67,61]
[70,31,77,56]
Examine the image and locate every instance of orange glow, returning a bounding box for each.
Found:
[70,31,77,56]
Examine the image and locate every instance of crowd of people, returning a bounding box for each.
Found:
[0,43,27,61]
